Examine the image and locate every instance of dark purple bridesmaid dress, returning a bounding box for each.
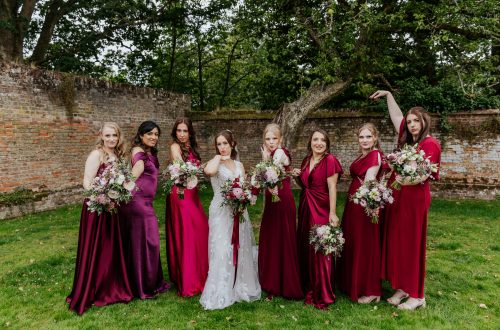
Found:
[258,148,303,299]
[120,152,170,299]
[165,150,209,296]
[67,163,133,315]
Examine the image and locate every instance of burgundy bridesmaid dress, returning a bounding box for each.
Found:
[165,150,209,296]
[337,149,383,301]
[258,148,303,299]
[297,153,343,309]
[120,152,170,299]
[381,119,441,298]
[67,163,133,315]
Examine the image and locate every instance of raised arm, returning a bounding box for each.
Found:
[369,90,404,133]
[364,153,382,182]
[204,155,223,177]
[83,150,102,189]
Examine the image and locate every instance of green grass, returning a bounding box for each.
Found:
[0,191,498,329]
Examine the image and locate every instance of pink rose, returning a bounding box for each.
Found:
[232,187,244,199]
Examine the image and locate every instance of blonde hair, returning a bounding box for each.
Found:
[263,123,283,145]
[357,123,381,153]
[95,122,126,160]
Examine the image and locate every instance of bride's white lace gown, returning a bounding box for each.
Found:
[200,161,261,310]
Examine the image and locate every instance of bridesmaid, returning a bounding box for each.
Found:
[258,123,303,300]
[67,122,133,314]
[337,123,384,303]
[165,118,209,296]
[120,121,170,299]
[370,90,441,310]
[296,128,343,309]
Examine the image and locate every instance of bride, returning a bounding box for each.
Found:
[200,130,261,310]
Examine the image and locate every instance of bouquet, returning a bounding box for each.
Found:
[220,176,259,222]
[161,160,204,199]
[386,144,439,189]
[309,223,345,257]
[350,179,394,223]
[85,159,135,214]
[250,160,290,202]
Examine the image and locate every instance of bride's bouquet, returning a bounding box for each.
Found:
[161,160,204,199]
[85,159,135,214]
[350,179,394,223]
[250,160,290,202]
[386,144,439,189]
[309,223,345,257]
[220,176,259,222]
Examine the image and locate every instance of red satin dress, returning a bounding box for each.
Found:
[381,119,441,298]
[67,163,133,315]
[258,148,303,299]
[297,153,343,309]
[337,149,383,301]
[165,150,209,296]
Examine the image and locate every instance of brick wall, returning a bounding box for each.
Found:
[0,62,188,219]
[1,62,497,219]
[191,109,499,199]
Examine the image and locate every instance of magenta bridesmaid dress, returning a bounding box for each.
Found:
[258,148,303,299]
[165,149,209,296]
[67,163,133,315]
[120,152,170,299]
[297,153,343,309]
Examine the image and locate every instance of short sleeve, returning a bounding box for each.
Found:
[365,150,382,168]
[273,148,290,166]
[326,154,343,178]
[132,151,148,166]
[420,137,441,180]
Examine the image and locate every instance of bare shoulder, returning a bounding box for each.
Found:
[87,149,102,162]
[170,143,181,152]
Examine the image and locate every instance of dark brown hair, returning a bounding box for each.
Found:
[214,130,238,160]
[306,128,331,156]
[130,121,160,155]
[170,117,201,161]
[398,107,431,147]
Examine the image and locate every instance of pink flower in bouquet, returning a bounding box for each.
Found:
[99,177,108,186]
[232,187,244,199]
[249,194,257,205]
[265,168,279,183]
[97,194,109,204]
[360,199,367,208]
[186,176,198,189]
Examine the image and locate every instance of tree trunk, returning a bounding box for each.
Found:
[197,41,205,111]
[0,0,37,62]
[273,80,351,148]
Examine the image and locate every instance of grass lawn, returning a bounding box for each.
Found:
[0,190,498,329]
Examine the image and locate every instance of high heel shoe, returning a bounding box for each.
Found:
[387,289,409,306]
[397,298,426,310]
[358,296,381,304]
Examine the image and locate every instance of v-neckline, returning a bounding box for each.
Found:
[220,162,238,176]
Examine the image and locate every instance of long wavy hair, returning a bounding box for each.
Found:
[214,130,238,160]
[170,117,201,161]
[398,107,431,147]
[357,122,382,154]
[130,121,161,156]
[95,122,126,160]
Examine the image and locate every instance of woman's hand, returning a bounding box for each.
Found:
[261,145,271,160]
[268,186,279,196]
[291,168,301,177]
[369,90,391,100]
[329,212,340,227]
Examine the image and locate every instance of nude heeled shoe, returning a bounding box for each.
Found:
[358,296,381,304]
[387,289,409,306]
[397,297,426,310]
